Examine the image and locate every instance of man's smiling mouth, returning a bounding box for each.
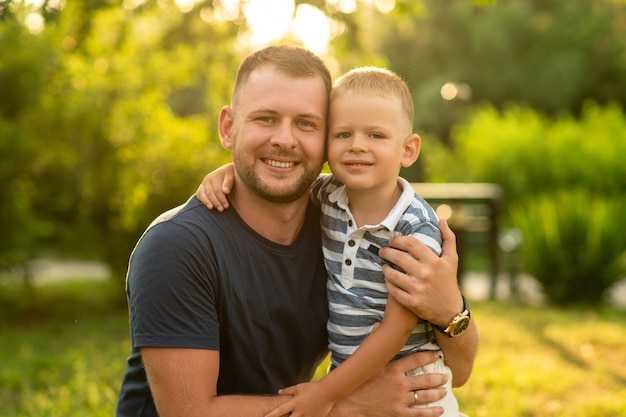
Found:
[264,159,296,168]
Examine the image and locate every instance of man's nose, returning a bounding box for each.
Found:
[270,120,297,147]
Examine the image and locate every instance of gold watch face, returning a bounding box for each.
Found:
[449,316,471,337]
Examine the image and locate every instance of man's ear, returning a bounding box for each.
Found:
[218,106,235,150]
[401,133,421,168]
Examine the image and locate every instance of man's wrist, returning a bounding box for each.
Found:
[432,295,471,338]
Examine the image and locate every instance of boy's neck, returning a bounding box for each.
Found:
[346,181,403,227]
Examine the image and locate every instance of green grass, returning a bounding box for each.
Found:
[1,279,625,416]
[0,278,129,417]
[455,302,626,417]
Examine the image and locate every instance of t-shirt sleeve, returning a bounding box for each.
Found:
[408,222,443,256]
[127,221,220,350]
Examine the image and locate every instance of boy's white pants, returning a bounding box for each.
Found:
[406,353,460,416]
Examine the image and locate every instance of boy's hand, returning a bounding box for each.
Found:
[196,163,235,211]
[265,382,334,417]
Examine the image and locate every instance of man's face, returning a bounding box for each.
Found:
[224,66,327,203]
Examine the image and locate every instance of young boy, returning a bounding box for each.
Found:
[199,67,463,417]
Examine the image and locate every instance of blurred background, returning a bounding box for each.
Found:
[1,1,626,416]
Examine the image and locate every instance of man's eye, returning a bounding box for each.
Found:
[297,120,316,130]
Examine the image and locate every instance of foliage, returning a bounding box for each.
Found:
[510,191,626,305]
[423,103,626,304]
[425,102,626,202]
[2,279,626,416]
[1,1,237,277]
[2,0,626,282]
[376,0,626,146]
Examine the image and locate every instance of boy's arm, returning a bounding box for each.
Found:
[382,219,479,387]
[320,295,418,399]
[266,296,418,417]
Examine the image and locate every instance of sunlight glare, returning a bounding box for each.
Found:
[332,0,357,14]
[244,0,295,45]
[294,4,330,55]
[211,0,240,22]
[441,82,458,101]
[374,0,396,14]
[24,12,45,34]
[45,0,65,11]
[24,0,45,8]
[175,0,198,13]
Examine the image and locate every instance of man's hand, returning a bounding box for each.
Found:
[380,219,462,327]
[331,351,447,417]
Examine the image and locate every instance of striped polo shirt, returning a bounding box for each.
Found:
[311,175,443,368]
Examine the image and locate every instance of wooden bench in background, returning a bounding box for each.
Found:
[412,183,503,300]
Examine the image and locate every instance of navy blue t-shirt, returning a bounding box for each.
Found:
[116,197,329,417]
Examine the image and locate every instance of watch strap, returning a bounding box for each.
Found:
[432,295,470,338]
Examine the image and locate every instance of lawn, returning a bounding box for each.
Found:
[1,279,625,416]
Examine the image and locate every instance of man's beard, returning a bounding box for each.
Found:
[232,151,321,204]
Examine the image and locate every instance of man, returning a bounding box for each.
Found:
[117,45,478,417]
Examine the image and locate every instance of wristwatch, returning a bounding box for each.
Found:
[432,295,471,338]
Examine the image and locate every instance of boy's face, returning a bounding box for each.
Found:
[327,92,418,193]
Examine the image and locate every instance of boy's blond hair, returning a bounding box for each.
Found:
[331,67,414,127]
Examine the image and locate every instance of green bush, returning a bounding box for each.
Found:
[510,190,626,305]
[425,102,626,203]
[423,103,626,305]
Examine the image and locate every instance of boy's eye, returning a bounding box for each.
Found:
[369,132,384,139]
[336,132,351,139]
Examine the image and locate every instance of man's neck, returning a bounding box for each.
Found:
[229,188,309,245]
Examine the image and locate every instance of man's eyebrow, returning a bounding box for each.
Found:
[248,109,278,115]
[249,109,324,122]
[297,113,324,123]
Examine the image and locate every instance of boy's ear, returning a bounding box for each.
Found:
[218,106,235,150]
[401,133,421,168]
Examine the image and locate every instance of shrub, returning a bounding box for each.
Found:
[424,102,626,203]
[510,190,626,305]
[423,103,626,305]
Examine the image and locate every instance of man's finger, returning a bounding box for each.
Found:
[396,351,440,372]
[439,219,457,261]
[410,389,447,409]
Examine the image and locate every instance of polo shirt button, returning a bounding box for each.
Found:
[348,240,355,247]
[345,259,352,266]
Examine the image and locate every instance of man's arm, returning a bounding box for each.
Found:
[380,219,479,386]
[145,348,449,417]
[142,347,290,417]
[434,320,479,386]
